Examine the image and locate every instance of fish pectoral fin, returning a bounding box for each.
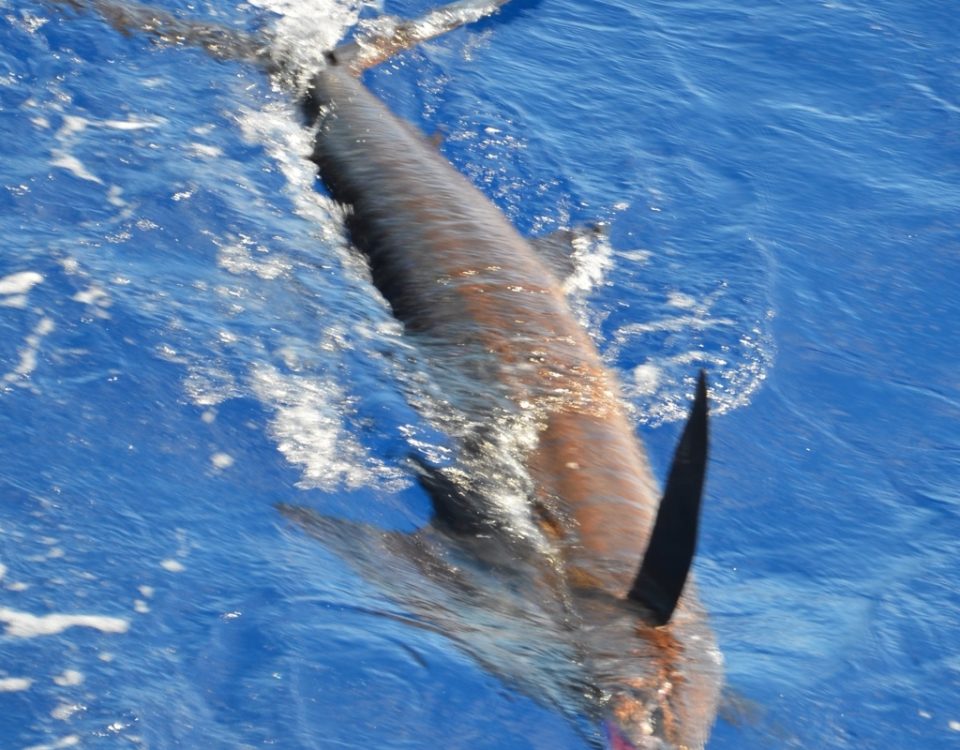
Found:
[627,370,709,626]
[277,502,476,626]
[276,501,408,569]
[408,455,502,536]
[530,223,608,289]
[278,501,463,588]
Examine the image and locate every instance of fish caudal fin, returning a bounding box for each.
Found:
[628,371,709,626]
[331,0,512,73]
[50,0,276,69]
[52,0,512,81]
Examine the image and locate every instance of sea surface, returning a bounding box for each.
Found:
[0,0,958,747]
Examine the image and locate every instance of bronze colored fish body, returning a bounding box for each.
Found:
[305,58,721,748]
[53,0,724,746]
[308,63,661,586]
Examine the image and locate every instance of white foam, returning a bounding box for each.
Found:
[607,277,774,422]
[0,677,32,692]
[102,117,162,131]
[51,703,84,721]
[4,316,55,385]
[182,366,241,406]
[187,142,223,159]
[72,284,111,308]
[0,563,6,581]
[0,271,43,296]
[0,607,129,638]
[56,115,89,140]
[560,228,616,336]
[562,229,615,299]
[23,735,80,750]
[107,185,126,208]
[236,102,350,241]
[247,0,361,84]
[52,670,84,687]
[210,452,234,469]
[250,363,405,491]
[618,248,653,264]
[632,363,661,396]
[50,150,103,184]
[49,114,160,190]
[615,313,736,336]
[160,559,185,573]
[666,291,697,309]
[0,295,29,309]
[216,235,290,280]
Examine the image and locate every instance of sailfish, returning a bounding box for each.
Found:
[52,0,723,746]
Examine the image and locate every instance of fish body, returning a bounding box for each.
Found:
[308,64,660,591]
[53,1,725,746]
[304,55,722,748]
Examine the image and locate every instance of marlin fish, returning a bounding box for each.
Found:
[55,0,723,746]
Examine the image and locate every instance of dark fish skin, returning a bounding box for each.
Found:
[47,0,724,743]
[306,63,722,749]
[308,65,661,589]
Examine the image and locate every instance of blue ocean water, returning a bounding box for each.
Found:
[1,0,958,747]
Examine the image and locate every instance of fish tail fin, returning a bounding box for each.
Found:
[331,0,512,73]
[52,0,510,79]
[51,0,277,70]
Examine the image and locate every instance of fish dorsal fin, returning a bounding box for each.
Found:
[628,370,709,626]
[530,223,607,290]
[531,229,581,283]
